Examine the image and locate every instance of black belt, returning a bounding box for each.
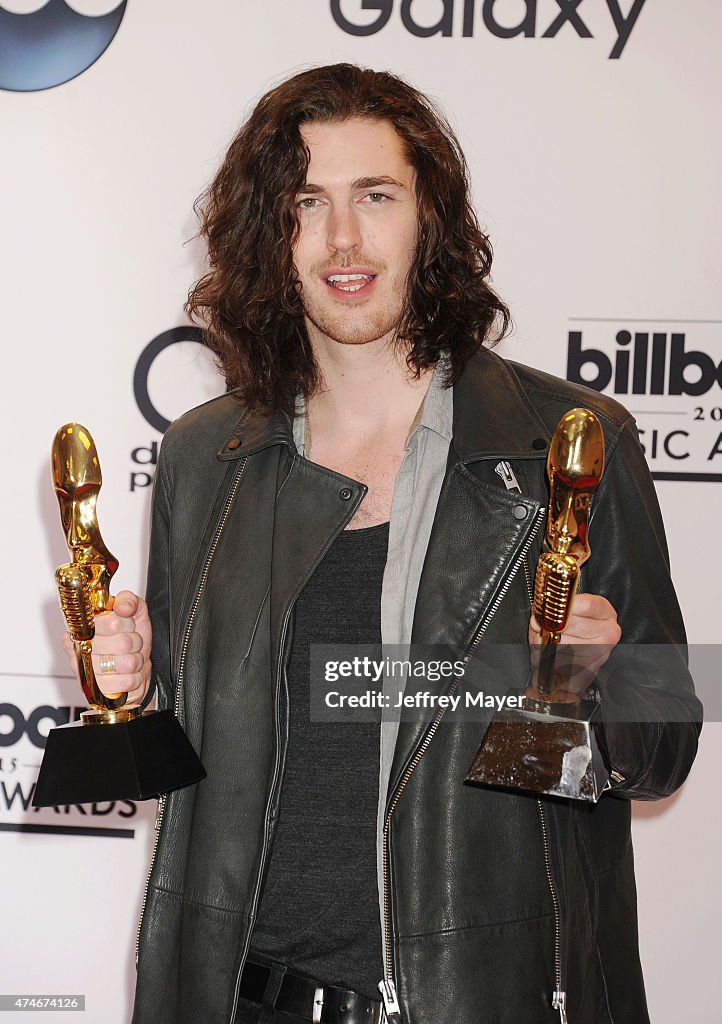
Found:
[239,959,384,1024]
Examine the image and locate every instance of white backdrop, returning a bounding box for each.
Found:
[1,2,720,1022]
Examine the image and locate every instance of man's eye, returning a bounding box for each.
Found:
[297,197,319,209]
[365,192,389,204]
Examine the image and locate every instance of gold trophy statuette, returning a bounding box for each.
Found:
[52,423,140,724]
[465,408,611,802]
[527,407,605,710]
[33,424,205,808]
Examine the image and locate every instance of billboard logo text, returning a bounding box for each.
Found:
[567,331,722,398]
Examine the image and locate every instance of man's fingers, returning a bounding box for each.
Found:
[59,589,152,706]
[91,631,143,656]
[96,672,145,698]
[569,593,617,620]
[562,614,622,645]
[94,610,135,635]
[528,596,621,645]
[94,651,144,678]
[114,590,139,617]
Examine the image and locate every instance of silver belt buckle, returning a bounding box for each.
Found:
[312,986,324,1024]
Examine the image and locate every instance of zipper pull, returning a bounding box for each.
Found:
[552,990,568,1024]
[155,794,166,831]
[378,978,402,1022]
[495,460,522,493]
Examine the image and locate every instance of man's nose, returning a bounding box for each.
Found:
[326,202,362,255]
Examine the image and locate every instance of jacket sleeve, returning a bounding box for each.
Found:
[586,418,702,800]
[139,440,175,714]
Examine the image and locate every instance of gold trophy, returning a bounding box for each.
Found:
[33,423,205,807]
[466,409,611,802]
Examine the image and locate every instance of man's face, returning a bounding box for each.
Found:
[293,117,418,350]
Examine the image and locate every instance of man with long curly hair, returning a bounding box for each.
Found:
[73,65,699,1024]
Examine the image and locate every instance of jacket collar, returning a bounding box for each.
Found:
[217,406,295,460]
[217,347,551,462]
[451,347,551,462]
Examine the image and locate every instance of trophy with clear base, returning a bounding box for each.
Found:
[466,408,611,803]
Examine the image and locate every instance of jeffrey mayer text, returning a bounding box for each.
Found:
[324,690,524,711]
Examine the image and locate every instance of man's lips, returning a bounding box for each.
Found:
[321,268,378,301]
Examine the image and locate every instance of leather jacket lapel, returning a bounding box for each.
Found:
[268,455,367,671]
[388,463,541,805]
[410,464,541,651]
[387,350,551,804]
[216,408,368,668]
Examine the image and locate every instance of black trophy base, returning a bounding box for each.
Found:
[32,709,206,807]
[465,701,610,803]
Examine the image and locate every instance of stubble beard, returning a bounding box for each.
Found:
[302,301,403,348]
[300,258,408,348]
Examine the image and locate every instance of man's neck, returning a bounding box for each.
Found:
[306,332,433,439]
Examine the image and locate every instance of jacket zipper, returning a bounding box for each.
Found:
[228,604,292,1024]
[230,483,367,1022]
[379,481,546,1020]
[538,800,567,1023]
[497,460,567,1022]
[380,684,457,1021]
[135,458,248,967]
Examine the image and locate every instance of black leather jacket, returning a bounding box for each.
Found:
[132,350,701,1024]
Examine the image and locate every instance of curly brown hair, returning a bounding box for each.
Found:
[186,63,511,414]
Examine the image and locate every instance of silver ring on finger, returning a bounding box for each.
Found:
[99,654,117,675]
